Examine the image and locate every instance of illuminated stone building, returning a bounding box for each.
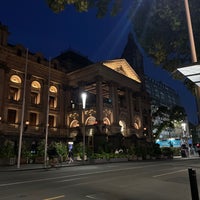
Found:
[0,23,151,151]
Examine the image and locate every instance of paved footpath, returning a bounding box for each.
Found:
[0,160,82,172]
[0,155,199,172]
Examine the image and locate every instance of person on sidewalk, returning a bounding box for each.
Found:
[68,149,74,164]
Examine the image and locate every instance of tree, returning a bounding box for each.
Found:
[152,105,186,138]
[130,0,200,91]
[47,0,200,69]
[46,0,123,18]
[46,0,199,92]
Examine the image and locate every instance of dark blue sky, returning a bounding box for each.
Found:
[0,1,198,124]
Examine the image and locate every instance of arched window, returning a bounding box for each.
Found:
[85,116,96,125]
[8,75,21,101]
[103,117,111,125]
[49,86,57,93]
[31,81,41,104]
[70,120,79,128]
[31,81,41,89]
[49,86,58,108]
[10,75,21,84]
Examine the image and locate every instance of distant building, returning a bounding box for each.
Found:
[0,24,152,153]
[145,77,189,148]
[145,76,180,110]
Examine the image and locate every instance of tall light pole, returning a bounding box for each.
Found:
[81,92,87,164]
[178,1,200,125]
[17,48,28,169]
[184,0,200,123]
[184,0,197,63]
[44,59,51,168]
[181,121,187,145]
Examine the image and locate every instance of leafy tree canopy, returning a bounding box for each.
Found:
[130,0,200,86]
[46,0,199,92]
[47,0,200,69]
[152,105,186,138]
[46,0,123,18]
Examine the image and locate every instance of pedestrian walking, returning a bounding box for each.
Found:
[68,149,74,164]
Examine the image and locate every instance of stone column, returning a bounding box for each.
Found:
[59,85,65,126]
[125,88,131,125]
[96,76,103,132]
[110,81,119,125]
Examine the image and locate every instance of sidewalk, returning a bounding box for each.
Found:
[0,161,82,172]
[1,155,200,172]
[173,154,200,160]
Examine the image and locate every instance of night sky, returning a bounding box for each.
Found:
[0,1,197,124]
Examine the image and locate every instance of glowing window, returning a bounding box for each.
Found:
[103,117,111,125]
[86,116,96,125]
[70,120,79,128]
[8,87,20,101]
[49,115,56,127]
[31,81,41,104]
[10,75,21,84]
[49,86,57,93]
[31,81,41,89]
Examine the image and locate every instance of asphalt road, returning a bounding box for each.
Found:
[0,159,200,200]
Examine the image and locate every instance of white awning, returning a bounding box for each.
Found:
[177,64,200,86]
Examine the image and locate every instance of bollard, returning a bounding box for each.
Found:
[188,168,199,200]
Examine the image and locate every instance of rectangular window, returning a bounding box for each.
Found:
[49,115,55,127]
[8,87,19,101]
[30,112,37,126]
[49,96,57,108]
[31,92,39,104]
[7,109,16,123]
[49,96,55,108]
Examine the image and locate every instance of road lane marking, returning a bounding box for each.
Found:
[153,169,187,178]
[0,164,159,187]
[86,195,97,199]
[57,177,85,182]
[43,195,65,200]
[86,193,105,199]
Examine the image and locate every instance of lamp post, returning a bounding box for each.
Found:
[181,121,187,146]
[81,92,87,164]
[17,120,29,168]
[184,0,200,123]
[184,0,197,63]
[17,49,28,169]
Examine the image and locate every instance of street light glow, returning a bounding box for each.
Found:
[81,92,87,109]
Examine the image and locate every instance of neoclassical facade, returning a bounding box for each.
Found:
[0,24,151,151]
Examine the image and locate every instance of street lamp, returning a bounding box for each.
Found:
[181,122,187,146]
[178,1,200,124]
[81,92,87,163]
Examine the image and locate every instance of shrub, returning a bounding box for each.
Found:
[0,140,15,158]
[161,147,173,158]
